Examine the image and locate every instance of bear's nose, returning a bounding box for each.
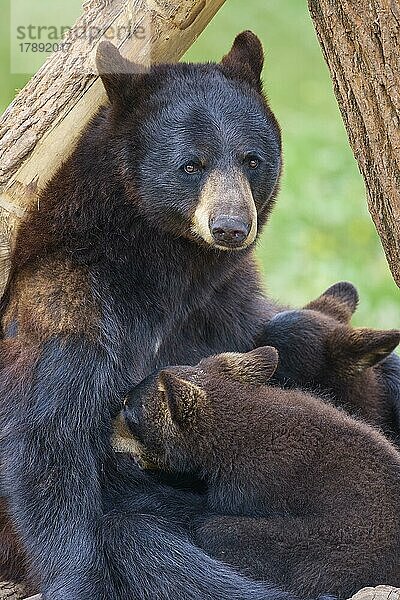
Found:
[210,216,251,248]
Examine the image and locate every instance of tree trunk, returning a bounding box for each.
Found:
[0,0,226,295]
[308,0,400,287]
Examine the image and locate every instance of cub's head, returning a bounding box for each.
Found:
[114,346,279,474]
[264,281,400,385]
[96,32,281,251]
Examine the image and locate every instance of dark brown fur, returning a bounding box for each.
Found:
[0,498,35,595]
[262,282,400,434]
[123,347,400,599]
[2,258,99,343]
[0,498,25,582]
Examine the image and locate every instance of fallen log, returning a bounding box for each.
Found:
[0,582,30,600]
[351,586,400,600]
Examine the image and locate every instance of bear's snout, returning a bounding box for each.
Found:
[210,216,251,248]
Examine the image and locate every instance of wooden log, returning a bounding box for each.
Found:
[0,581,29,600]
[308,0,400,287]
[0,0,226,294]
[351,586,400,600]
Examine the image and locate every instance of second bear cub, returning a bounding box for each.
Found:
[262,281,400,434]
[121,346,400,599]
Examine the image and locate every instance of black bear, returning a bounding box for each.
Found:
[122,346,400,599]
[262,281,400,436]
[0,28,398,597]
[0,31,301,600]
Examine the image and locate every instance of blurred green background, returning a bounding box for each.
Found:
[0,0,398,328]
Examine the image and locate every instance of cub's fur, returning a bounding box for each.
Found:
[263,282,400,435]
[123,345,400,599]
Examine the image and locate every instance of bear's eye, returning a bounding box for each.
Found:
[246,155,261,170]
[182,162,201,175]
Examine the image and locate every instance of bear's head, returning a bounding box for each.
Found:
[96,32,281,251]
[115,346,279,474]
[263,281,400,389]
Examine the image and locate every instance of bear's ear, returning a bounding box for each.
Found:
[96,41,145,105]
[158,371,206,429]
[304,281,359,324]
[221,31,264,91]
[327,327,400,375]
[213,346,279,385]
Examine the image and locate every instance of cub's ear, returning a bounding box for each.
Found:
[221,31,264,91]
[158,371,206,428]
[96,41,145,105]
[305,281,359,324]
[214,346,279,385]
[327,327,400,375]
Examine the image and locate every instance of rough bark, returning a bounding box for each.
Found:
[351,586,400,600]
[0,0,226,294]
[308,0,400,287]
[0,582,29,600]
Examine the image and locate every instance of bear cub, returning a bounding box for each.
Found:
[263,281,400,436]
[120,343,400,600]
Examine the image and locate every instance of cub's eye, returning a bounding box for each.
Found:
[246,156,261,170]
[182,162,201,175]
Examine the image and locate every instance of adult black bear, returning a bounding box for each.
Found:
[0,31,295,600]
[0,29,398,598]
[263,281,400,436]
[122,346,400,599]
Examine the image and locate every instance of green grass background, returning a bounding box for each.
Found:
[0,0,398,329]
